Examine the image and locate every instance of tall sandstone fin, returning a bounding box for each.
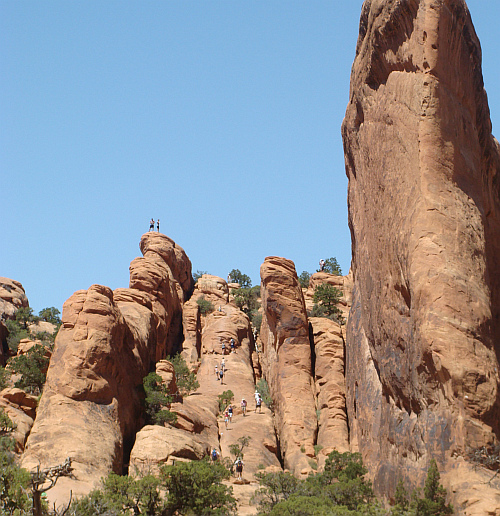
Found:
[21,234,193,506]
[342,0,500,512]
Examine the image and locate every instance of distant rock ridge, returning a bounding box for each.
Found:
[342,0,500,513]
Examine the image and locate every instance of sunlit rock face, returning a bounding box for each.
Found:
[342,0,500,512]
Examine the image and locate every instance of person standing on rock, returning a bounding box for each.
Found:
[219,368,224,385]
[215,364,219,379]
[149,218,155,231]
[156,219,160,232]
[230,338,235,353]
[221,339,226,355]
[227,404,233,423]
[241,398,247,416]
[235,458,244,480]
[211,448,219,463]
[224,410,229,429]
[221,358,225,373]
[319,259,325,271]
[256,394,262,413]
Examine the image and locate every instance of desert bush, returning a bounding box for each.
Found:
[143,372,177,426]
[7,344,49,395]
[196,296,215,315]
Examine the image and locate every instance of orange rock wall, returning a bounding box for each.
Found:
[343,0,500,511]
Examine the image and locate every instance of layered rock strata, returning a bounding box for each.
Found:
[21,234,193,505]
[342,0,500,512]
[260,257,317,474]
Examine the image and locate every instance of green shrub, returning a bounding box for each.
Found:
[314,444,323,456]
[298,271,311,289]
[196,296,214,315]
[143,372,177,426]
[310,284,343,323]
[4,319,29,353]
[7,344,49,395]
[251,312,263,333]
[168,353,199,396]
[229,436,251,460]
[38,307,61,325]
[0,409,32,514]
[318,257,342,275]
[193,270,208,282]
[0,367,9,390]
[161,459,236,515]
[256,378,273,410]
[218,390,234,412]
[228,269,252,289]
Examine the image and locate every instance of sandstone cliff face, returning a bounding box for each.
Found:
[342,0,500,512]
[21,234,193,505]
[260,257,317,475]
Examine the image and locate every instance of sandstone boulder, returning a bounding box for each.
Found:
[0,278,28,320]
[0,388,37,452]
[260,257,317,475]
[342,0,500,511]
[129,424,208,476]
[156,360,177,395]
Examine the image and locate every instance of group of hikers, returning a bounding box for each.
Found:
[210,448,245,480]
[220,337,236,355]
[148,218,160,232]
[215,357,226,384]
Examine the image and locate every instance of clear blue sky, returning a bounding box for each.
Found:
[1,1,498,314]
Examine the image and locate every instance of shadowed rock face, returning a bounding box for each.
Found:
[260,257,317,475]
[343,0,500,511]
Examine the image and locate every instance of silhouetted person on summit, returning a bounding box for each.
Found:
[157,219,160,232]
[149,218,155,231]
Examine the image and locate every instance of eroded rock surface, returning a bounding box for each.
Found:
[0,278,29,320]
[260,257,317,475]
[21,234,193,506]
[310,317,349,459]
[343,0,500,512]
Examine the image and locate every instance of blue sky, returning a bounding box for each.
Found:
[1,1,499,314]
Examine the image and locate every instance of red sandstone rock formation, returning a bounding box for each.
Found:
[0,388,37,452]
[342,0,500,512]
[310,317,349,461]
[21,234,193,505]
[260,257,317,475]
[0,278,29,320]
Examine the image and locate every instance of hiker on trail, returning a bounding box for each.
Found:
[156,219,160,232]
[254,390,260,403]
[256,394,262,413]
[221,339,226,355]
[221,358,225,372]
[241,398,247,416]
[230,338,235,353]
[211,448,219,463]
[215,364,219,379]
[227,273,232,284]
[224,410,229,429]
[227,404,233,423]
[219,368,224,385]
[320,259,326,271]
[235,458,244,480]
[149,218,155,231]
